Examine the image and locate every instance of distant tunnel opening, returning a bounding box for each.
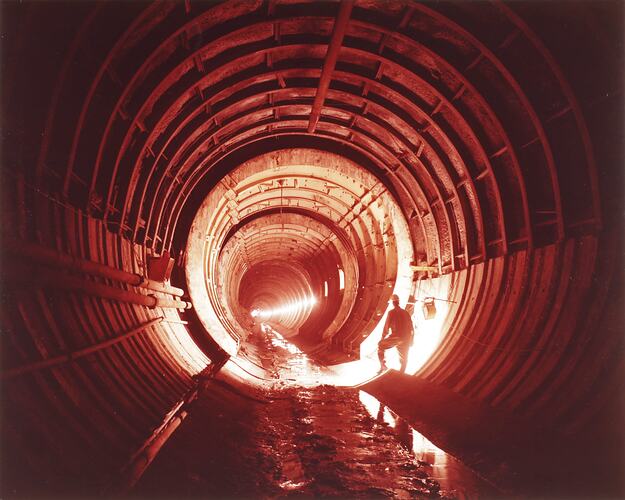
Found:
[183,148,417,379]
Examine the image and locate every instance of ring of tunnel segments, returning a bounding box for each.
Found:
[185,148,414,357]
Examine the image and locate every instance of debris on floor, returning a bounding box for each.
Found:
[133,326,499,499]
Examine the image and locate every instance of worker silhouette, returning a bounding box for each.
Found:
[378,294,414,373]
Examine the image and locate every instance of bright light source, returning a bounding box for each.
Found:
[369,298,450,374]
[358,276,452,376]
[338,269,344,290]
[253,295,317,320]
[323,281,328,297]
[404,298,449,372]
[358,391,395,427]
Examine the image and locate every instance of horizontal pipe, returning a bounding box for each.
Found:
[151,297,193,309]
[162,318,189,325]
[4,263,192,310]
[410,265,439,272]
[4,237,184,297]
[2,317,163,379]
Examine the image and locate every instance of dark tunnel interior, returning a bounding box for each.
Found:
[1,0,624,497]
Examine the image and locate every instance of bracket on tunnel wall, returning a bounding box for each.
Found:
[422,297,437,320]
[148,250,174,282]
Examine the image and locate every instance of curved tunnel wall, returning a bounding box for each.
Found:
[1,0,623,494]
[185,148,413,358]
[1,196,210,493]
[225,213,350,341]
[418,233,621,435]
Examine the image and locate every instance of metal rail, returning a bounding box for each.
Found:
[2,317,164,380]
[111,364,223,494]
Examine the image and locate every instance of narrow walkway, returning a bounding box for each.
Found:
[132,326,499,498]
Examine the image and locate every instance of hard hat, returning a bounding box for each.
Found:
[390,294,400,302]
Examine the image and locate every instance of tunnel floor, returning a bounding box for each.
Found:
[132,327,499,499]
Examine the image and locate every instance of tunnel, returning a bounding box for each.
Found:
[1,0,623,497]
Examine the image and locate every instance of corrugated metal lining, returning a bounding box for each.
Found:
[417,233,619,432]
[184,149,412,358]
[1,192,209,492]
[1,0,622,493]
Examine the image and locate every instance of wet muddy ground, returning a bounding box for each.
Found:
[133,326,500,499]
[133,381,499,499]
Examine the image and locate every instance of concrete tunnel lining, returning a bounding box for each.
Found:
[1,0,623,496]
[184,148,414,363]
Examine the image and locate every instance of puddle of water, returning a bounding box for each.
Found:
[248,323,388,387]
[279,479,309,490]
[256,326,501,498]
[269,329,302,356]
[262,324,326,385]
[359,391,500,499]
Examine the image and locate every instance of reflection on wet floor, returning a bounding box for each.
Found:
[358,391,499,499]
[135,324,501,498]
[264,324,500,498]
[255,322,381,387]
[259,324,498,498]
[267,326,316,380]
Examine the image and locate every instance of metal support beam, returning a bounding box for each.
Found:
[2,317,163,379]
[307,0,354,133]
[410,265,439,272]
[112,376,202,493]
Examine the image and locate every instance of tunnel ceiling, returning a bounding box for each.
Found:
[7,0,608,261]
[2,0,623,412]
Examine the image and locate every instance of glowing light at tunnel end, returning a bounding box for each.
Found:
[251,295,317,320]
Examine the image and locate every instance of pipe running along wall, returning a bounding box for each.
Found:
[1,0,623,494]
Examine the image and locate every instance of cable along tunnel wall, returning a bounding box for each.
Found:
[1,195,210,493]
[1,0,623,496]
